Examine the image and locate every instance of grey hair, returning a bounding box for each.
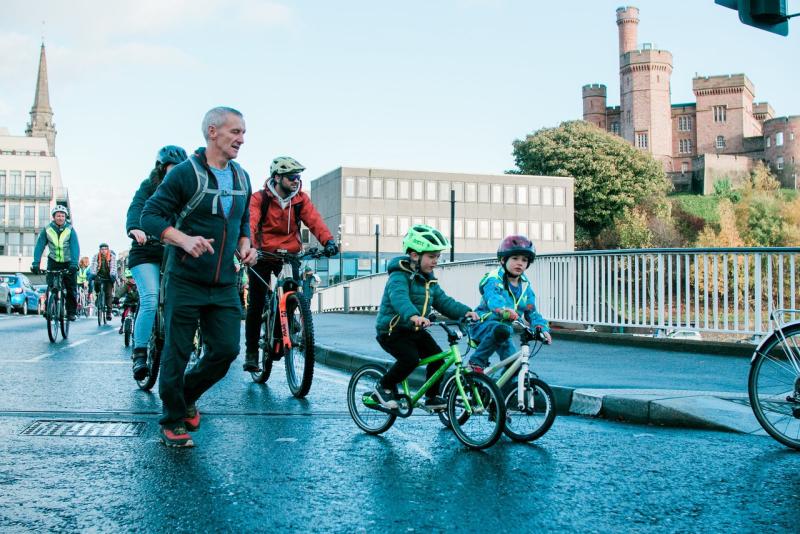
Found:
[201,106,243,141]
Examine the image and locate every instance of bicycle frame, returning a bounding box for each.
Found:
[481,322,545,410]
[753,309,800,373]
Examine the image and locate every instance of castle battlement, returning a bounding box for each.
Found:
[582,84,607,97]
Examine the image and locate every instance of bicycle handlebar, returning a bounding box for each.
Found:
[256,247,325,263]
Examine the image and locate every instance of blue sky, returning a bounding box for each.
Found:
[1,0,798,252]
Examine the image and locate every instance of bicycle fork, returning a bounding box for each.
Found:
[517,345,535,413]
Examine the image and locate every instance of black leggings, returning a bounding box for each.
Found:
[377,330,444,396]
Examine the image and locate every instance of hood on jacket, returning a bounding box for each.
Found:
[387,255,435,281]
[265,178,302,233]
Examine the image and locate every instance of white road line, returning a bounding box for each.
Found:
[67,339,89,349]
[26,352,55,362]
[314,369,351,386]
[96,330,115,336]
[1,360,127,365]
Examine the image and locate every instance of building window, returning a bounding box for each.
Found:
[716,135,726,150]
[398,216,410,236]
[465,219,477,238]
[530,221,541,240]
[776,156,784,170]
[504,220,515,237]
[9,171,21,195]
[516,185,528,204]
[491,184,502,204]
[7,232,20,256]
[426,181,437,201]
[611,122,620,135]
[425,217,437,229]
[38,171,51,197]
[766,136,771,148]
[679,139,693,154]
[357,215,369,235]
[412,180,424,200]
[529,186,540,205]
[554,187,565,207]
[22,233,34,257]
[790,132,795,141]
[504,185,515,204]
[0,205,5,225]
[438,219,450,239]
[371,178,382,198]
[24,172,36,197]
[776,132,784,146]
[385,179,396,199]
[678,116,692,131]
[8,205,20,226]
[452,182,464,202]
[398,180,410,199]
[478,183,490,203]
[554,222,565,242]
[635,132,648,149]
[38,204,49,228]
[478,219,490,239]
[542,187,553,206]
[454,219,463,238]
[343,214,354,235]
[681,162,689,173]
[543,222,553,241]
[344,177,355,197]
[0,171,5,194]
[385,216,397,236]
[438,181,450,202]
[465,183,477,202]
[371,216,382,235]
[491,220,502,239]
[23,205,34,227]
[713,105,727,123]
[357,178,368,198]
[517,221,528,237]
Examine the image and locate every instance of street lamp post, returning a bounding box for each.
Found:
[337,224,344,284]
[449,189,455,262]
[374,224,380,274]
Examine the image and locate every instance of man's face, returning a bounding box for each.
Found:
[209,113,245,160]
[53,213,66,226]
[100,246,109,256]
[277,173,301,195]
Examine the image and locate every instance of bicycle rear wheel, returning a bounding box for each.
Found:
[46,293,59,343]
[251,314,274,384]
[284,293,315,398]
[502,375,556,442]
[59,294,69,339]
[749,323,800,450]
[137,323,161,391]
[448,373,506,450]
[124,317,133,347]
[96,288,104,326]
[347,364,396,435]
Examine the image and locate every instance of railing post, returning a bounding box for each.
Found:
[317,291,323,314]
[343,284,350,314]
[656,253,665,336]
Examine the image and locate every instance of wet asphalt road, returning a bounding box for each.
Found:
[0,313,798,532]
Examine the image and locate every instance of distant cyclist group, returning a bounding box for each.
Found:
[28,105,551,450]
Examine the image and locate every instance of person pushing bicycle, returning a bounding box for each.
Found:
[31,205,80,321]
[467,235,551,374]
[373,224,479,411]
[243,156,338,373]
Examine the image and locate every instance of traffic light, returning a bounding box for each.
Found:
[715,0,792,36]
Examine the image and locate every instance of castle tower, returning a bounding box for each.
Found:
[25,43,56,156]
[582,84,607,130]
[617,7,673,165]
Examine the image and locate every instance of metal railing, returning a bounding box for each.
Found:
[310,248,800,336]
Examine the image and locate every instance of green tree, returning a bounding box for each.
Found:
[510,121,670,245]
[617,207,653,249]
[746,194,785,246]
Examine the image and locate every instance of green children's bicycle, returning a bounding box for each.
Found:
[347,318,507,450]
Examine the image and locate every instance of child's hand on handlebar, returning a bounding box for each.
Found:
[410,315,431,328]
[535,326,552,345]
[464,311,479,322]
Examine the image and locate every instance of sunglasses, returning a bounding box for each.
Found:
[282,173,302,182]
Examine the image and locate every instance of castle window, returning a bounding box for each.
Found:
[713,105,727,123]
[681,162,689,173]
[679,139,692,154]
[611,122,620,134]
[776,156,784,170]
[791,132,795,141]
[766,136,771,148]
[636,132,649,149]
[678,116,692,131]
[776,132,784,146]
[716,135,726,149]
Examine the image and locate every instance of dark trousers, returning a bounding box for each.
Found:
[93,279,114,311]
[244,259,281,354]
[377,330,445,397]
[46,259,77,315]
[159,276,241,426]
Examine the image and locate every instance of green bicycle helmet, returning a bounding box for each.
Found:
[269,156,305,177]
[124,269,134,278]
[402,224,450,253]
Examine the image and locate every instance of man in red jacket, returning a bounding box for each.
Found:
[244,156,338,371]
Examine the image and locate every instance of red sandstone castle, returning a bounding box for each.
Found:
[582,6,798,192]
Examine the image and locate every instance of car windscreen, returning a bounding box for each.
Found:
[0,276,18,285]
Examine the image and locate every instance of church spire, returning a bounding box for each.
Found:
[26,43,57,155]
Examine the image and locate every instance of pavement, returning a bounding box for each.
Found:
[313,313,766,436]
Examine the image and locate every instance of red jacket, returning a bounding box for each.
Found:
[249,180,334,253]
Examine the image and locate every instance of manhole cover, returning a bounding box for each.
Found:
[20,420,146,437]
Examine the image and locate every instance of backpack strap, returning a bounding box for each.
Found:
[177,156,249,229]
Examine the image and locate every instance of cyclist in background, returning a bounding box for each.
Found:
[115,269,139,334]
[90,243,117,322]
[31,205,80,321]
[243,156,338,372]
[125,144,188,380]
[467,235,551,374]
[373,224,478,410]
[76,256,91,315]
[301,266,320,299]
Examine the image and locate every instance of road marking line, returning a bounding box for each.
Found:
[314,369,350,386]
[1,360,128,365]
[275,437,298,442]
[67,339,89,349]
[26,352,56,362]
[96,330,115,336]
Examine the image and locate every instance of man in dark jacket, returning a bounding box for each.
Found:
[141,106,257,448]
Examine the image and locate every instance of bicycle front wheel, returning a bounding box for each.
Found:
[59,295,69,340]
[96,290,103,326]
[46,293,59,343]
[284,293,315,398]
[137,326,162,391]
[347,364,396,435]
[502,375,556,442]
[448,373,506,450]
[749,323,800,450]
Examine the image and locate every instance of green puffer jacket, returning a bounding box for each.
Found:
[375,256,471,335]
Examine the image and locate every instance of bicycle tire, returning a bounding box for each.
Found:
[447,373,506,450]
[59,293,69,340]
[137,321,162,391]
[502,376,556,442]
[251,314,274,384]
[437,372,469,429]
[749,323,800,450]
[347,364,397,435]
[96,287,104,326]
[46,293,59,343]
[284,293,315,398]
[124,317,132,347]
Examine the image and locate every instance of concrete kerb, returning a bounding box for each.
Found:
[316,344,756,434]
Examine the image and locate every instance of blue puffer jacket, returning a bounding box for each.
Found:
[472,266,549,330]
[375,255,471,335]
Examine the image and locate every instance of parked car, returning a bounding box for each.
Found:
[0,273,40,315]
[0,280,12,314]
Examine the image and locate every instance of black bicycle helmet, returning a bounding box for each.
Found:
[156,145,188,167]
[497,234,535,263]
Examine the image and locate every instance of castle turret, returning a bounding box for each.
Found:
[616,6,639,59]
[582,84,608,130]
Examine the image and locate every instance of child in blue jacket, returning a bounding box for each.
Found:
[468,235,551,373]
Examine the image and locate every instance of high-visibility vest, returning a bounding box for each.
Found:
[45,225,72,262]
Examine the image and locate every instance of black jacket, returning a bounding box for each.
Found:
[141,148,251,286]
[125,177,165,269]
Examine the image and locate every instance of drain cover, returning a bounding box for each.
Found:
[21,420,146,437]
